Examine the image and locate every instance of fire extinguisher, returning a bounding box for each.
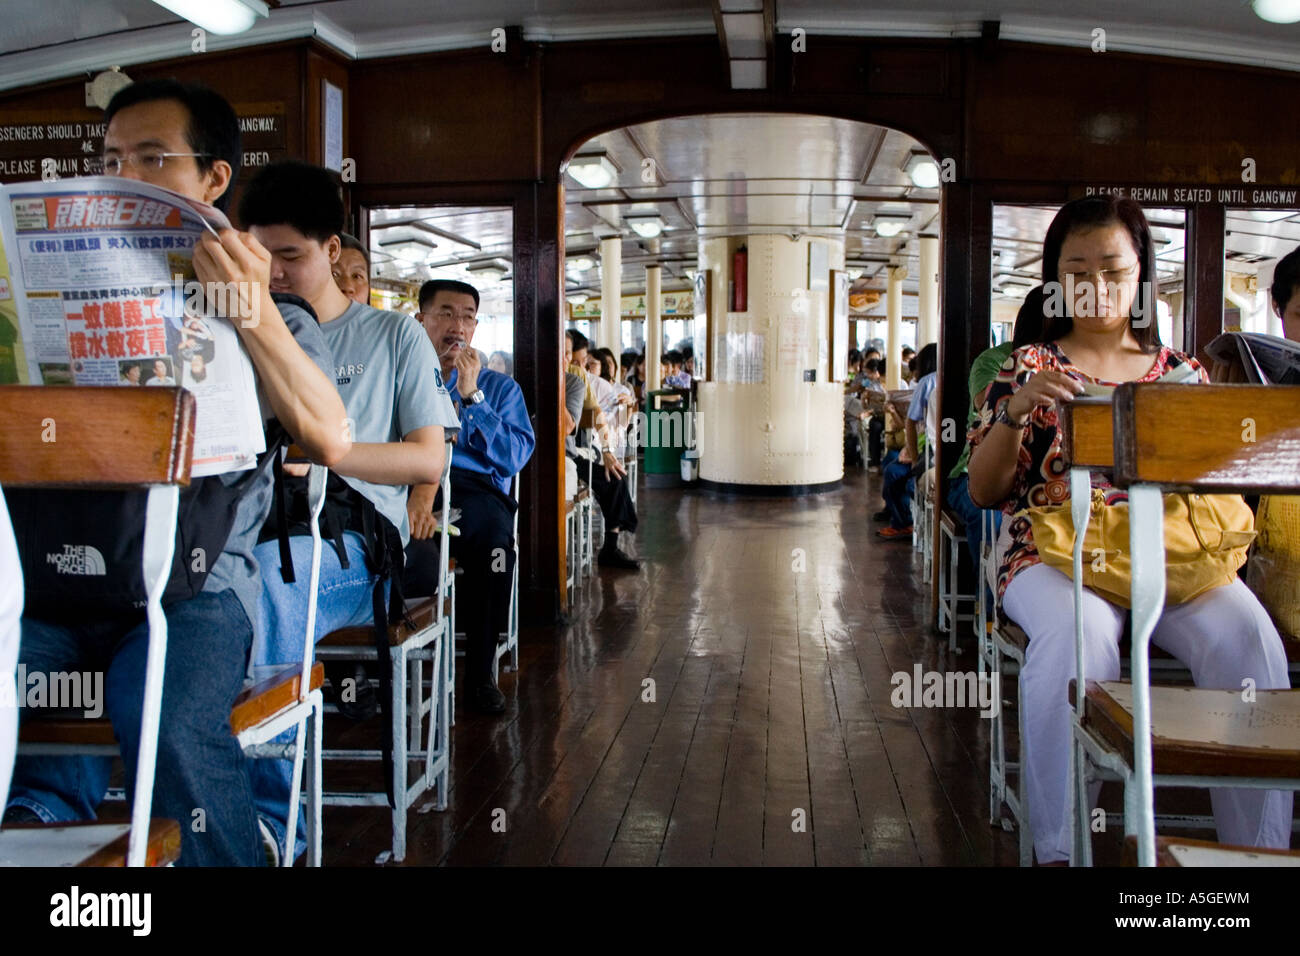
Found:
[732,245,748,312]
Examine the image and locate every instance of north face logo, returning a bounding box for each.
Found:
[46,544,107,576]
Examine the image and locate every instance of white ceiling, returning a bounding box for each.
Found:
[1,0,1299,90]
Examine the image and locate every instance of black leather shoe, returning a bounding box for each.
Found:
[872,509,891,522]
[328,662,379,722]
[598,545,641,569]
[3,805,41,824]
[469,681,506,714]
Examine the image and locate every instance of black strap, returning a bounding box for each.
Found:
[272,452,297,585]
[361,502,397,808]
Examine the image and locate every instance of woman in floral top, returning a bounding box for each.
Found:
[966,196,1290,866]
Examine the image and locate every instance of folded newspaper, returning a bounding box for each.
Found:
[0,176,265,477]
[1205,331,1300,385]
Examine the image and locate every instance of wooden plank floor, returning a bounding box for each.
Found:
[326,469,1026,865]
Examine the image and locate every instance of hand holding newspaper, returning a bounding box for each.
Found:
[0,176,265,477]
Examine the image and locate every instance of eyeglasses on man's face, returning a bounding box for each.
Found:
[101,151,211,175]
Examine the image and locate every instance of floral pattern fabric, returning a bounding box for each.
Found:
[966,342,1206,604]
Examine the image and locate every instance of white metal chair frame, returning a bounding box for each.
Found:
[912,440,935,583]
[315,443,455,864]
[938,510,977,649]
[8,390,221,867]
[235,461,328,867]
[451,471,522,687]
[1066,386,1300,867]
[31,462,331,868]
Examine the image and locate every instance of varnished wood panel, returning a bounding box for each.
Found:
[0,385,193,487]
[1060,399,1114,469]
[1114,383,1300,492]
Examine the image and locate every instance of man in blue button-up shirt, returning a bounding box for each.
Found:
[405,280,535,714]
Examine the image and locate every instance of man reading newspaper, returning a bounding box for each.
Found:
[2,79,350,867]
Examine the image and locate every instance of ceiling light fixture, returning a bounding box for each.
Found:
[567,293,590,305]
[378,237,438,262]
[1253,0,1300,23]
[873,215,910,238]
[904,152,941,189]
[566,152,619,189]
[625,214,665,239]
[150,0,269,35]
[467,259,510,281]
[568,256,595,272]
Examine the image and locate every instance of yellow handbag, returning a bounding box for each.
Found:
[1026,488,1256,609]
[1247,495,1300,636]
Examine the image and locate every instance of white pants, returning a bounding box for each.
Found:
[1003,562,1293,864]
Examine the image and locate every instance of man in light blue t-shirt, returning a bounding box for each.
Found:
[238,161,459,862]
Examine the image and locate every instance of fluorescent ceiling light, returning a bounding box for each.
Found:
[1253,0,1300,23]
[626,214,664,239]
[873,215,910,238]
[467,259,510,281]
[905,152,941,189]
[379,237,437,262]
[567,153,618,189]
[151,0,269,35]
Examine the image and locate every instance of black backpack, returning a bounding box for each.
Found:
[9,292,315,619]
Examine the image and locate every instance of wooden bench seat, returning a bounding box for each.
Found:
[1124,835,1300,867]
[939,509,964,537]
[317,596,444,647]
[1080,679,1300,778]
[19,664,325,743]
[0,819,181,867]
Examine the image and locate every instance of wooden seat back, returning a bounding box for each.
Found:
[1059,398,1114,470]
[0,385,195,488]
[1112,383,1300,493]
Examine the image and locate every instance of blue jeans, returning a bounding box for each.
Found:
[7,589,262,866]
[882,458,916,530]
[248,531,376,860]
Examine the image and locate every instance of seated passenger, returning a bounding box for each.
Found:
[4,80,350,866]
[860,357,886,470]
[566,330,641,569]
[878,344,937,539]
[663,349,692,388]
[487,350,514,377]
[946,287,1047,568]
[967,195,1291,865]
[239,160,457,859]
[332,231,371,306]
[403,279,535,715]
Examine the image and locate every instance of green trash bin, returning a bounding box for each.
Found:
[644,388,692,486]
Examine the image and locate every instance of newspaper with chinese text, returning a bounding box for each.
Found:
[0,176,265,477]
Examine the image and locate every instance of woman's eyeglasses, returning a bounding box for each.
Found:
[1061,261,1140,285]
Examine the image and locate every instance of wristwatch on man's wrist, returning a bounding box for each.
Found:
[464,389,485,405]
[995,403,1029,429]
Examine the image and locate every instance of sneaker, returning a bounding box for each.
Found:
[258,817,281,867]
[868,465,881,474]
[469,681,506,714]
[877,526,913,539]
[598,545,641,569]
